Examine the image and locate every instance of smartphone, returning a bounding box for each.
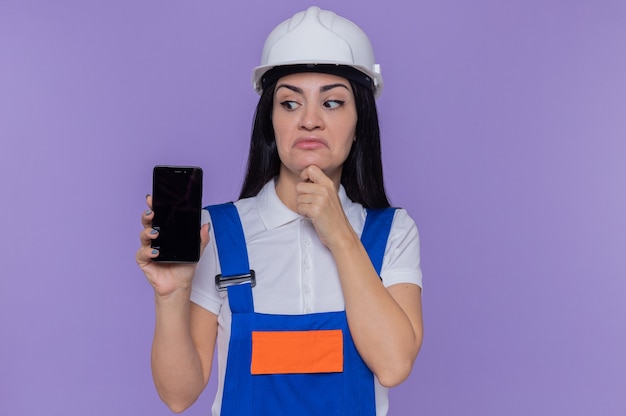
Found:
[151,165,203,263]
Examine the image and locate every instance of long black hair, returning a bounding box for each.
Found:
[238,71,390,209]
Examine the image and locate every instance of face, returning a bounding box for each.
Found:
[272,72,357,183]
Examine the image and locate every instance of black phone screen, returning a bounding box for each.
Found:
[151,165,203,263]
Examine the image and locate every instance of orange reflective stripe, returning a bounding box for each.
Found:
[251,330,344,375]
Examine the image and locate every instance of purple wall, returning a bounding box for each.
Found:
[1,0,625,414]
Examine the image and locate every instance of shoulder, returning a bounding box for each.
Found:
[381,208,423,288]
[389,208,419,243]
[361,207,418,237]
[202,196,264,237]
[390,208,418,234]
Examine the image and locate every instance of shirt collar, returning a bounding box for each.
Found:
[257,178,353,230]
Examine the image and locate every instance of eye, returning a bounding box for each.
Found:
[280,100,299,111]
[324,100,345,109]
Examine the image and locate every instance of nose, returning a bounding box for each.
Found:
[299,104,324,131]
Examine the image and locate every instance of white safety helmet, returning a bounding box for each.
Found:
[252,6,383,98]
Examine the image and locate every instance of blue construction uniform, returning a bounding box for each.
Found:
[207,203,396,416]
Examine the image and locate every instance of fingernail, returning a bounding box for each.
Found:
[150,228,158,235]
[145,209,152,216]
[151,249,158,255]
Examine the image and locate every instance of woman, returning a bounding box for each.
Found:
[137,6,423,415]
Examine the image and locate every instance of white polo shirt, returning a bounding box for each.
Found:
[191,179,423,416]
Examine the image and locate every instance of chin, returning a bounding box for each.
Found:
[282,156,344,177]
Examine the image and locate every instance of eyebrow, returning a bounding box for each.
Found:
[276,83,351,94]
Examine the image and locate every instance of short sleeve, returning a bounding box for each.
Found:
[379,209,423,289]
[190,208,224,315]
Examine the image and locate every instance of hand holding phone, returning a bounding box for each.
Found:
[151,165,203,263]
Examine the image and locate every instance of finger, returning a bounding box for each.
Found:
[141,207,154,228]
[300,165,330,185]
[300,201,323,218]
[296,203,311,219]
[135,245,159,265]
[141,194,154,226]
[139,226,159,246]
[296,192,316,206]
[295,180,316,196]
[199,222,211,256]
[296,194,322,219]
[296,180,335,206]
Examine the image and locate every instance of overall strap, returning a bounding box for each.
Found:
[361,208,397,275]
[205,203,254,313]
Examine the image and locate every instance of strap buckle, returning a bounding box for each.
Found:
[215,270,256,291]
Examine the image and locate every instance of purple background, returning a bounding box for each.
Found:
[1,0,625,414]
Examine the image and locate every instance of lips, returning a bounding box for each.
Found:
[293,137,328,150]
